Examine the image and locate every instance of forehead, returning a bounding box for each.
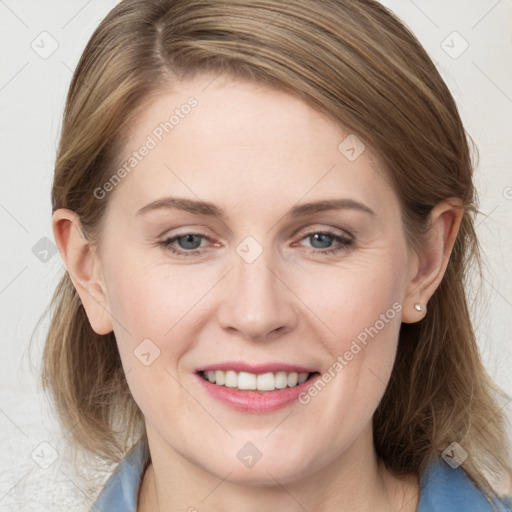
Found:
[108,75,398,222]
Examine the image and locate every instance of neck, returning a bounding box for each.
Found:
[138,425,419,512]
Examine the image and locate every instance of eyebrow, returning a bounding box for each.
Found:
[136,197,375,218]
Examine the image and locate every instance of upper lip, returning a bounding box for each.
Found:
[196,361,317,374]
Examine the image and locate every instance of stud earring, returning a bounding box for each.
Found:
[414,303,423,312]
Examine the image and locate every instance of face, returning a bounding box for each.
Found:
[95,75,415,484]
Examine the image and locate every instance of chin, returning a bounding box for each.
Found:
[196,443,322,487]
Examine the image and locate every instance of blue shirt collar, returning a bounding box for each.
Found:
[92,441,512,511]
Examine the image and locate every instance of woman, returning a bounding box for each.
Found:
[43,0,512,510]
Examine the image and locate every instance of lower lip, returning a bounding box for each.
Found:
[196,373,320,413]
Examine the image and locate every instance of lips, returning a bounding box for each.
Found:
[195,361,320,413]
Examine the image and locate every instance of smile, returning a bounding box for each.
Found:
[195,364,321,413]
[201,370,312,391]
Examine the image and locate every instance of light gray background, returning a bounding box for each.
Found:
[1,0,511,510]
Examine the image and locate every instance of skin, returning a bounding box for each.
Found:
[53,74,463,511]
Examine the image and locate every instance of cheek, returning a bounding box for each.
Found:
[105,258,206,339]
[293,250,405,417]
[298,255,404,353]
[102,263,200,424]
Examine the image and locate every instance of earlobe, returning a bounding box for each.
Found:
[52,209,113,335]
[402,198,463,324]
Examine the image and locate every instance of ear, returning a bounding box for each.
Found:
[402,198,464,323]
[52,209,113,335]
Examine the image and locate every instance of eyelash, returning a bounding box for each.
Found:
[159,230,354,258]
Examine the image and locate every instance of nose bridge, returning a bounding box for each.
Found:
[218,239,297,340]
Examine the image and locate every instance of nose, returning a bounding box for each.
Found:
[216,245,299,342]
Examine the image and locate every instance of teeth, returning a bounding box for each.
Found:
[275,371,288,389]
[287,372,298,387]
[257,372,275,391]
[238,372,257,390]
[215,370,225,386]
[297,373,309,385]
[225,370,238,388]
[202,370,311,391]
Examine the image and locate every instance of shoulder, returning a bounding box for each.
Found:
[91,441,150,512]
[417,458,512,512]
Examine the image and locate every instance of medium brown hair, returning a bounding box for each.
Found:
[43,0,512,503]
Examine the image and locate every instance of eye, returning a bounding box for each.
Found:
[296,231,353,255]
[159,232,211,256]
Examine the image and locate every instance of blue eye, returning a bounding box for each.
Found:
[174,234,203,250]
[299,231,353,255]
[159,230,353,258]
[159,233,209,256]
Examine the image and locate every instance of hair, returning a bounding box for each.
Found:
[43,0,512,505]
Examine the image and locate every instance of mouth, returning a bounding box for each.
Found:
[195,364,321,413]
[199,369,316,391]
